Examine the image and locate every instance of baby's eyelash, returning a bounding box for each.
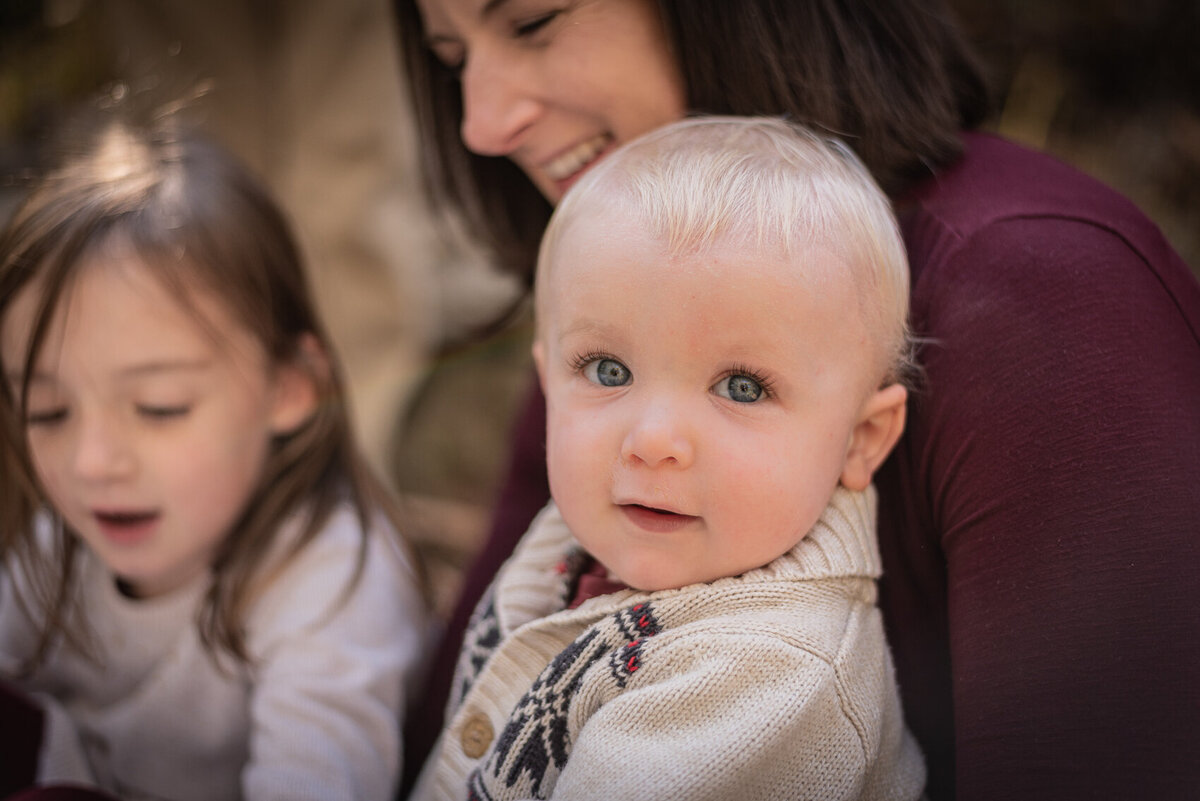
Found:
[568,350,616,372]
[722,364,777,399]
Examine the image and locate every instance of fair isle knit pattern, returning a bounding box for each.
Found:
[416,487,926,801]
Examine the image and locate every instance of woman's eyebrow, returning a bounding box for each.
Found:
[480,0,514,20]
[425,0,513,43]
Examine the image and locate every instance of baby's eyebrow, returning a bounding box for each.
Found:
[558,319,619,340]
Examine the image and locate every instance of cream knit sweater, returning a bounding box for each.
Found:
[414,487,925,801]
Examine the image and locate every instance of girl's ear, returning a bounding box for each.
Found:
[840,383,907,491]
[269,333,325,436]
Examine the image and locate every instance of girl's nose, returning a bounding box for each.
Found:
[620,403,695,470]
[459,51,542,156]
[72,415,135,482]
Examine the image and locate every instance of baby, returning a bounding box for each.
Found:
[415,116,924,800]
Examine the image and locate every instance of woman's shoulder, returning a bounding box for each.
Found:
[904,134,1191,282]
[901,132,1199,337]
[906,132,1147,231]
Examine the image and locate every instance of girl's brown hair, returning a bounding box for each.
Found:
[394,0,990,284]
[0,110,412,665]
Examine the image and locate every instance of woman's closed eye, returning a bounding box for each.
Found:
[512,9,560,38]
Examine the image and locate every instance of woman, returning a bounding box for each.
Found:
[394,1,1200,798]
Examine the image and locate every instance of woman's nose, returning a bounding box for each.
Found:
[620,403,695,470]
[459,51,542,156]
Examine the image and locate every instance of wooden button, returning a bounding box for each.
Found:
[460,714,494,759]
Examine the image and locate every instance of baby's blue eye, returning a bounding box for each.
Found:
[585,358,631,387]
[716,374,764,403]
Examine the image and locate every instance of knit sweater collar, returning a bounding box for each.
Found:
[491,486,882,635]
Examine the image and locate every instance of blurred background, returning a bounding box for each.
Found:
[2,0,1197,615]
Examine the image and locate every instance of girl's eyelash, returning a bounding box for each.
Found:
[722,364,777,399]
[137,404,190,419]
[26,408,67,426]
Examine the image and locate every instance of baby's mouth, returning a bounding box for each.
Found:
[620,503,699,533]
[631,504,675,515]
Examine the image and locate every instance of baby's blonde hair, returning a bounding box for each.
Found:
[538,116,913,385]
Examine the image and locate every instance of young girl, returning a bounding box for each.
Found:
[0,114,427,801]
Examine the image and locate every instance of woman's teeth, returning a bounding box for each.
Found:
[544,134,611,181]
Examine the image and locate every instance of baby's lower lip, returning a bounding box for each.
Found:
[620,504,698,533]
[93,511,159,546]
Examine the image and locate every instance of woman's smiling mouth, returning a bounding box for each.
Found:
[543,134,613,182]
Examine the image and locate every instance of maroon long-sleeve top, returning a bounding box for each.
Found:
[405,133,1200,800]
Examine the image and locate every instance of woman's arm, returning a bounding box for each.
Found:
[402,379,549,793]
[878,214,1200,799]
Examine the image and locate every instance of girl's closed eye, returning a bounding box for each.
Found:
[26,406,69,427]
[136,402,192,420]
[572,352,632,387]
[712,367,774,403]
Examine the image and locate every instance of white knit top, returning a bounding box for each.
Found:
[413,486,925,801]
[0,504,428,801]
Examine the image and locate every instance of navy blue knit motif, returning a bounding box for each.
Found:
[456,589,501,703]
[468,602,663,799]
[466,776,494,801]
[608,602,662,688]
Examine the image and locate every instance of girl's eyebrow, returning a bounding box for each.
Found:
[4,360,213,384]
[118,358,212,378]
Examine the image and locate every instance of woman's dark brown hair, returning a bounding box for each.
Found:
[394,0,990,283]
[0,110,411,666]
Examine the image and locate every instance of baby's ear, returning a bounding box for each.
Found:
[269,333,325,436]
[840,383,907,491]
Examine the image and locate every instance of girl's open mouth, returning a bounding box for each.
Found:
[93,510,160,545]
